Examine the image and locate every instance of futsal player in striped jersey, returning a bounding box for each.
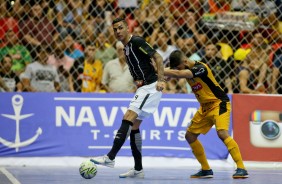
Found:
[164,50,249,179]
[91,17,166,178]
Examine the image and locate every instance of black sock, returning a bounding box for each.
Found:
[130,129,142,171]
[107,120,133,160]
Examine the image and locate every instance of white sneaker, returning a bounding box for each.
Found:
[90,155,115,168]
[119,168,145,178]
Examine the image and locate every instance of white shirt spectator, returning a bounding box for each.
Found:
[21,61,60,92]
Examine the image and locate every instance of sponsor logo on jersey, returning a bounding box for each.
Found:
[191,82,203,92]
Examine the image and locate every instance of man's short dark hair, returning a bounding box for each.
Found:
[112,16,127,25]
[169,50,184,68]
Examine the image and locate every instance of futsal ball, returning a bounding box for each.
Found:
[79,160,98,179]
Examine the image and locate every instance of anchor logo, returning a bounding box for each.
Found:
[0,95,42,152]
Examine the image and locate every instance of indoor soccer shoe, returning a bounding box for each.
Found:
[190,169,213,178]
[90,155,115,168]
[233,168,249,179]
[119,168,145,178]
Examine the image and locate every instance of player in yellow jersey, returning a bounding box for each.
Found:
[164,50,248,179]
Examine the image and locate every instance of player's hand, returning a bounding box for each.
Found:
[156,80,166,91]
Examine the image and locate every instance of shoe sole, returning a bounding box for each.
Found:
[233,175,249,179]
[190,175,213,179]
[119,175,144,179]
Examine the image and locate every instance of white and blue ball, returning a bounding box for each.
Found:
[79,160,97,179]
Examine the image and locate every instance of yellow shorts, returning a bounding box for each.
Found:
[187,101,231,134]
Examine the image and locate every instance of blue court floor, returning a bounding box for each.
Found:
[0,166,281,184]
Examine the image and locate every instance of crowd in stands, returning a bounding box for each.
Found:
[0,0,282,94]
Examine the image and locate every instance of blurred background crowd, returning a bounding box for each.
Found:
[0,0,282,94]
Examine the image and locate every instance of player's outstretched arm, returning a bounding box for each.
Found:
[164,68,193,79]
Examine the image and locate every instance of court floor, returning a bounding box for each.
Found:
[0,166,281,184]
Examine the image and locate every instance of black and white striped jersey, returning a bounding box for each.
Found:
[123,35,158,85]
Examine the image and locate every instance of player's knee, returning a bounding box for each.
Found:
[185,131,197,144]
[123,110,138,122]
[217,129,229,141]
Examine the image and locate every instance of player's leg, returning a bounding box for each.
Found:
[119,119,144,178]
[186,131,213,178]
[130,120,143,171]
[91,110,138,167]
[215,102,248,179]
[217,130,248,178]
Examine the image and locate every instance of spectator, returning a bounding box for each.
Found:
[150,29,177,67]
[70,43,103,92]
[177,10,207,48]
[81,44,103,93]
[20,46,60,92]
[95,32,117,66]
[20,2,58,58]
[132,9,153,39]
[84,0,114,36]
[0,30,31,75]
[55,0,83,39]
[102,41,135,93]
[0,54,20,92]
[11,0,30,22]
[132,25,144,37]
[234,59,267,94]
[201,42,233,93]
[0,3,19,46]
[169,0,202,25]
[63,33,84,60]
[176,37,201,61]
[234,33,270,94]
[47,45,74,92]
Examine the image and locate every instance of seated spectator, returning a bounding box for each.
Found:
[84,0,114,37]
[0,54,20,92]
[169,0,202,25]
[70,43,103,92]
[95,32,117,66]
[0,15,19,46]
[150,28,177,67]
[82,44,103,93]
[102,41,135,93]
[234,58,268,94]
[47,45,74,92]
[132,25,144,37]
[233,34,271,94]
[20,46,60,92]
[20,1,58,58]
[55,0,83,39]
[0,30,31,75]
[201,42,233,93]
[62,33,84,70]
[177,10,207,49]
[176,37,201,61]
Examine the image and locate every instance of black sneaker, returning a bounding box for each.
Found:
[190,169,213,178]
[233,168,249,179]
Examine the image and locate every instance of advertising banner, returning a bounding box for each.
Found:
[0,93,231,159]
[233,94,282,161]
